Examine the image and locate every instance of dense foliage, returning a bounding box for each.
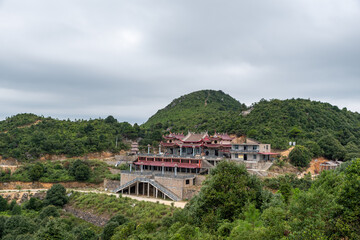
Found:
[66,159,360,239]
[7,159,112,183]
[0,186,101,239]
[143,91,360,159]
[289,145,312,167]
[0,114,137,161]
[1,90,360,161]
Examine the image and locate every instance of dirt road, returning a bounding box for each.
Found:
[0,189,187,208]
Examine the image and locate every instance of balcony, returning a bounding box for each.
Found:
[230,149,260,153]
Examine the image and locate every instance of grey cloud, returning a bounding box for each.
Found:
[0,0,359,122]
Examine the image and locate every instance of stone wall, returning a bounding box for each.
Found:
[63,205,109,226]
[104,179,120,191]
[0,181,103,190]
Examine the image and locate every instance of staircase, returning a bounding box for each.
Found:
[113,177,180,201]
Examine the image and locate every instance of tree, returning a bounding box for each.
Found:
[0,196,8,211]
[24,197,43,211]
[28,163,44,181]
[336,159,360,239]
[304,141,323,158]
[39,205,60,219]
[317,134,346,160]
[289,145,312,167]
[69,160,91,181]
[11,205,21,215]
[185,161,265,227]
[289,126,302,139]
[44,184,68,207]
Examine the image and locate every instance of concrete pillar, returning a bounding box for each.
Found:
[156,188,158,198]
[141,164,143,173]
[159,144,161,154]
[142,183,145,195]
[147,144,150,154]
[128,186,130,194]
[175,165,177,176]
[130,164,132,172]
[136,182,139,195]
[193,146,195,156]
[162,164,164,175]
[180,146,182,156]
[147,183,150,197]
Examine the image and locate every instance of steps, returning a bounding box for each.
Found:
[113,177,180,201]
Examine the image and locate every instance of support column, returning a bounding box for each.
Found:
[193,146,195,156]
[180,146,182,156]
[175,164,177,176]
[136,182,139,195]
[141,164,143,173]
[162,164,164,175]
[156,188,158,198]
[142,183,145,195]
[147,183,150,197]
[130,164,132,172]
[147,144,150,154]
[159,144,162,155]
[128,186,130,194]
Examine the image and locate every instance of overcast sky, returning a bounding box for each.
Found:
[0,0,359,124]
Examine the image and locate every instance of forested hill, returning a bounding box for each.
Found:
[0,114,140,161]
[142,90,360,160]
[143,90,247,131]
[1,90,360,161]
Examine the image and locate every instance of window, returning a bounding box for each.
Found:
[186,179,190,185]
[235,154,239,158]
[253,146,257,150]
[234,145,239,150]
[253,155,257,160]
[266,145,269,150]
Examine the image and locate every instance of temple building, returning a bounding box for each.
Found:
[114,132,233,201]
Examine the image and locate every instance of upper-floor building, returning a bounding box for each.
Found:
[230,137,277,162]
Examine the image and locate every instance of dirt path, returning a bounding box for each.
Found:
[0,189,187,208]
[0,120,42,134]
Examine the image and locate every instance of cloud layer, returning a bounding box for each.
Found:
[0,0,359,123]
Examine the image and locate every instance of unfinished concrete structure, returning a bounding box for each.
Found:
[230,137,278,170]
[114,132,231,201]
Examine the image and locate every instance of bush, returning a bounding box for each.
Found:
[44,184,68,207]
[39,205,60,219]
[69,160,91,181]
[0,196,8,212]
[11,205,21,215]
[28,163,44,181]
[24,197,43,211]
[289,145,312,167]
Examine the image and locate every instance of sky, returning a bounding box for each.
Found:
[0,0,359,124]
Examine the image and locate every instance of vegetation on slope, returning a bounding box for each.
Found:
[81,159,358,239]
[1,90,360,161]
[143,91,360,160]
[0,114,140,161]
[0,184,101,239]
[143,90,246,132]
[0,159,113,183]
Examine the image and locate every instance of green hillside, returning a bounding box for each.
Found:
[0,114,140,161]
[143,90,246,132]
[143,91,360,160]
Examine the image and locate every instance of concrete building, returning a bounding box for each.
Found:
[114,132,232,201]
[230,137,278,169]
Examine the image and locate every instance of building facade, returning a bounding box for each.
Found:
[230,137,277,162]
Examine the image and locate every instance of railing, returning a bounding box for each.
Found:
[230,149,260,153]
[113,177,180,201]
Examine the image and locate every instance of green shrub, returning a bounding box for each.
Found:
[39,205,60,219]
[289,145,312,167]
[44,184,68,207]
